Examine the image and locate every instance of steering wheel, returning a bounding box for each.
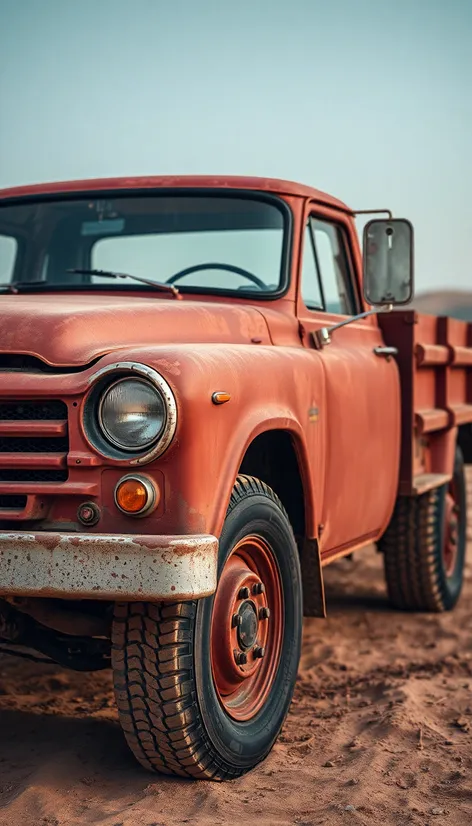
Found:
[166,262,267,289]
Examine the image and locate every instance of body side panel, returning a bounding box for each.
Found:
[295,202,401,554]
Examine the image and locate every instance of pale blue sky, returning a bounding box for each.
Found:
[0,0,471,293]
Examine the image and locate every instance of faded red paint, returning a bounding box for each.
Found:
[0,174,351,212]
[0,295,272,367]
[379,312,472,495]
[0,174,470,593]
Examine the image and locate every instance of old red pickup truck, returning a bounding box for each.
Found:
[0,176,470,780]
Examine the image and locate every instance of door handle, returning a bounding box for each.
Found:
[374,346,398,357]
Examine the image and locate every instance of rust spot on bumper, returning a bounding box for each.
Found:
[0,531,218,601]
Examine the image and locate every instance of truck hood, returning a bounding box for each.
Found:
[0,294,272,367]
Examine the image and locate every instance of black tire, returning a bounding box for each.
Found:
[111,475,303,780]
[379,447,467,612]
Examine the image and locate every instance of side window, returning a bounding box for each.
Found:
[0,235,17,284]
[301,217,355,315]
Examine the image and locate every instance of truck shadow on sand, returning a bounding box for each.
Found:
[0,543,470,826]
[0,567,389,797]
[0,707,193,809]
[0,557,390,793]
[322,552,393,614]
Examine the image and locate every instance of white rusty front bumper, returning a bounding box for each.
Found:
[0,531,218,601]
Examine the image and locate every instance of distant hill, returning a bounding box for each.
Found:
[410,290,472,322]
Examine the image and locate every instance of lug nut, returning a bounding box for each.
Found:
[259,606,270,620]
[253,582,265,595]
[232,613,242,627]
[234,650,247,665]
[238,586,250,599]
[253,646,265,659]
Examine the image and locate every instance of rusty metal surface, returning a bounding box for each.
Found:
[0,295,273,367]
[415,343,449,367]
[0,453,65,468]
[0,531,218,600]
[408,472,452,496]
[0,173,468,581]
[451,346,472,367]
[0,175,352,214]
[0,420,67,436]
[0,184,399,557]
[0,342,320,541]
[380,312,472,495]
[415,408,450,434]
[295,199,401,555]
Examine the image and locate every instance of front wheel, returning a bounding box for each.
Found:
[112,475,302,780]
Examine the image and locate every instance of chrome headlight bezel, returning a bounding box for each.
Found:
[83,362,177,465]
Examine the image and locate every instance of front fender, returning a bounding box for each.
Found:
[117,344,325,538]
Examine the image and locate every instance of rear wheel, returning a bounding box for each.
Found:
[112,475,302,779]
[379,447,467,612]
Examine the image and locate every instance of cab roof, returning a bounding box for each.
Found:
[0,175,352,212]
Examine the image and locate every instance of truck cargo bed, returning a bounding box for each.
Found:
[380,311,472,494]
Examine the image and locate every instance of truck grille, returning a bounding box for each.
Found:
[0,400,67,420]
[0,494,28,509]
[0,400,69,483]
[0,436,69,453]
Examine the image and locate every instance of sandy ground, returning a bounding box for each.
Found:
[0,477,471,825]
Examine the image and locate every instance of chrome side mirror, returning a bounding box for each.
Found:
[363,218,414,306]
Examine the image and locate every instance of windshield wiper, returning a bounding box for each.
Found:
[0,270,181,298]
[67,269,181,298]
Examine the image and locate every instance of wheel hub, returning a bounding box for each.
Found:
[212,563,270,679]
[237,600,259,650]
[210,535,283,721]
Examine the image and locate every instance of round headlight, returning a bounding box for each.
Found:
[98,378,166,451]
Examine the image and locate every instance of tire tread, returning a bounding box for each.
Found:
[112,474,291,780]
[379,487,450,612]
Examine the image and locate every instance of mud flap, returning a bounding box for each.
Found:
[299,538,326,618]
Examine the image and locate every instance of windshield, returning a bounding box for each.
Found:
[0,193,288,296]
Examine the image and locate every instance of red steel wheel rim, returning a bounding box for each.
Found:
[210,534,283,722]
[443,478,460,577]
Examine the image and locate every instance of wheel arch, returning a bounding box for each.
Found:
[238,429,308,542]
[236,428,325,619]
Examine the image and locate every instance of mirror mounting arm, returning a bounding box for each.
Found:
[354,208,393,219]
[312,304,393,350]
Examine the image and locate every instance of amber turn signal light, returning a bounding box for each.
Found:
[114,474,159,517]
[212,391,231,405]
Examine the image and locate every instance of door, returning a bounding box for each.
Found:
[298,207,401,558]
